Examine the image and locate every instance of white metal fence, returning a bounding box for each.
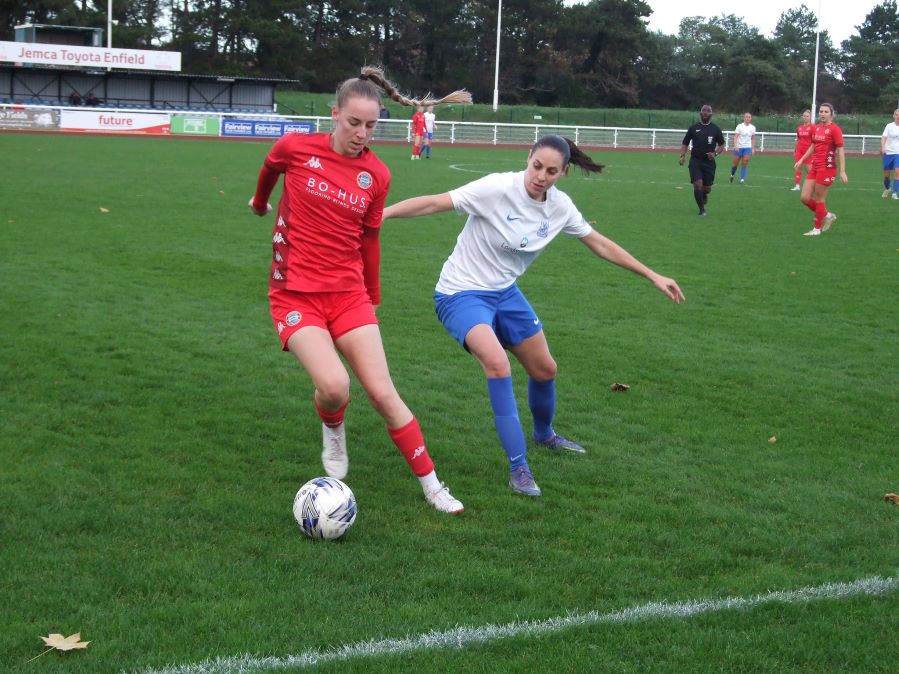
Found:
[1,104,884,155]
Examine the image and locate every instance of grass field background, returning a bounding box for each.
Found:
[1,132,897,673]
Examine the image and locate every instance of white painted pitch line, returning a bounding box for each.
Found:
[129,573,897,674]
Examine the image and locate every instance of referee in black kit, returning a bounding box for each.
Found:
[678,104,726,216]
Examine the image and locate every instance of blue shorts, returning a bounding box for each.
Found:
[732,147,753,158]
[883,154,899,171]
[434,285,542,350]
[426,131,434,140]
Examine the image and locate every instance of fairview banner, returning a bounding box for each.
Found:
[61,110,170,134]
[0,41,181,71]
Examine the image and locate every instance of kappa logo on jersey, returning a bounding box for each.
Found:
[304,156,323,170]
[277,321,285,334]
[537,221,549,238]
[273,232,286,244]
[277,215,286,228]
[285,311,301,326]
[411,446,426,460]
[272,268,284,281]
[356,171,373,189]
[274,250,283,263]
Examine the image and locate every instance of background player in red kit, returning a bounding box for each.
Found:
[249,66,471,513]
[410,105,426,159]
[795,102,848,237]
[792,109,814,191]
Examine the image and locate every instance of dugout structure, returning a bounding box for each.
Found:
[3,24,296,112]
[0,64,293,113]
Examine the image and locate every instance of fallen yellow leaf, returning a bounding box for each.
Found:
[884,493,899,504]
[769,436,777,444]
[99,207,109,213]
[609,382,630,392]
[41,633,90,651]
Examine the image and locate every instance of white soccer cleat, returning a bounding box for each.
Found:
[883,189,891,198]
[739,179,745,184]
[791,185,801,191]
[425,483,464,514]
[821,212,837,232]
[803,228,821,236]
[892,193,898,200]
[321,423,348,480]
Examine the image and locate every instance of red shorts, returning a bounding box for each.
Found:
[269,287,378,351]
[794,148,812,165]
[806,165,836,186]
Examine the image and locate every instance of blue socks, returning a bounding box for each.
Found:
[528,377,555,441]
[487,377,528,470]
[740,166,747,181]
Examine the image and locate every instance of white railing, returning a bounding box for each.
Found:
[0,103,882,155]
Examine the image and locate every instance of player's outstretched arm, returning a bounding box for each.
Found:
[382,193,454,220]
[578,229,685,304]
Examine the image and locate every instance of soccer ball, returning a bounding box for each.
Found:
[293,477,357,540]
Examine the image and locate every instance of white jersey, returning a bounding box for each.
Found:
[882,122,899,155]
[734,123,756,149]
[424,111,436,133]
[437,171,592,294]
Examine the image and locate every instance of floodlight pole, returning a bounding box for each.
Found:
[811,0,821,114]
[492,0,502,112]
[107,0,113,71]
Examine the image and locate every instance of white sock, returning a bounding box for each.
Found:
[418,470,440,493]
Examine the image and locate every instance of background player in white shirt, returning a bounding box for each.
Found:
[423,105,436,158]
[880,109,899,199]
[383,135,685,497]
[729,112,756,184]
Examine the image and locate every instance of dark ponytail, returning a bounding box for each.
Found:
[531,135,604,175]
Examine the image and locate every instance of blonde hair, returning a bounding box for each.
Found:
[335,65,472,109]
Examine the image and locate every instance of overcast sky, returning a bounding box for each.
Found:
[564,1,884,46]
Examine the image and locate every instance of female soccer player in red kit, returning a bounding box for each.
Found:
[792,109,814,191]
[249,67,471,513]
[794,102,848,236]
[410,105,426,159]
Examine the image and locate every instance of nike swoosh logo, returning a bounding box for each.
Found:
[506,214,522,222]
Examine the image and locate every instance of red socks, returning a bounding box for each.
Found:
[814,201,827,228]
[315,398,347,428]
[388,418,434,477]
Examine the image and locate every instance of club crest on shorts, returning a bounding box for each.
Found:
[286,311,301,326]
[356,171,373,189]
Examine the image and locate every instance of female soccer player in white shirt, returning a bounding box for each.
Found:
[729,112,756,184]
[383,135,685,497]
[880,109,899,199]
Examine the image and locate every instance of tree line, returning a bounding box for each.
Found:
[3,0,898,113]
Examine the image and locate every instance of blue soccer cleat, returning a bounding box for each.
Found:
[509,465,542,496]
[534,432,586,454]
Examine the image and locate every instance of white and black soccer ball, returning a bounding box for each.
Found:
[293,477,357,540]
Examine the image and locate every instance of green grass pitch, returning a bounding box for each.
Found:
[0,132,896,673]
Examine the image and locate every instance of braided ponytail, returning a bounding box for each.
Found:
[353,65,472,108]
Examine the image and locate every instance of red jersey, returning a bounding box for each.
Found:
[263,132,390,293]
[810,122,844,170]
[411,111,426,135]
[795,123,814,154]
